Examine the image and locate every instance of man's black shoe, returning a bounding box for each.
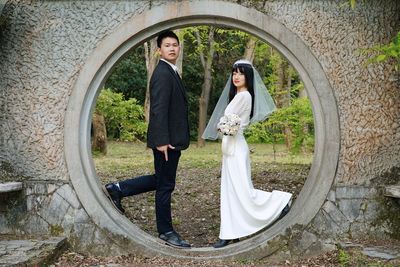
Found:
[104,183,125,214]
[159,231,191,248]
[213,238,239,248]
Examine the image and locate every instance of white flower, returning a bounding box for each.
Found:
[217,114,241,136]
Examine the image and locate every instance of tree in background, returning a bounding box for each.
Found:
[95,89,147,142]
[105,46,147,103]
[243,36,257,63]
[144,37,158,122]
[182,27,247,142]
[245,40,314,153]
[96,26,315,154]
[194,26,216,147]
[175,29,185,76]
[263,49,300,149]
[92,111,107,155]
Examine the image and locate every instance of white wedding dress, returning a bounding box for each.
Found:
[219,91,292,240]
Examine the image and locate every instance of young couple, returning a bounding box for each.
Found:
[104,30,292,249]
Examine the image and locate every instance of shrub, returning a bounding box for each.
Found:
[95,88,147,141]
[245,97,314,153]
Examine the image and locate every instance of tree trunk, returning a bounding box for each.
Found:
[275,53,292,149]
[275,55,290,109]
[175,29,184,77]
[196,27,215,147]
[92,111,107,155]
[243,36,257,63]
[298,80,310,153]
[285,67,293,149]
[144,38,158,123]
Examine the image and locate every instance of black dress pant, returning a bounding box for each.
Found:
[118,149,181,234]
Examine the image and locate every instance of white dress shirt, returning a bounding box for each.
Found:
[160,58,179,74]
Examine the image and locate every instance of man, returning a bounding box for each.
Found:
[104,30,190,248]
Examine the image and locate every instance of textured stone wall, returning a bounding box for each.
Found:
[0,0,399,256]
[289,183,400,258]
[1,0,398,187]
[0,180,126,254]
[0,0,150,253]
[241,0,400,184]
[0,1,149,181]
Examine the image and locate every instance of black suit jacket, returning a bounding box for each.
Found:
[147,60,190,150]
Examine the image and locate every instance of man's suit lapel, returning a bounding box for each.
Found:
[172,71,188,104]
[161,61,188,104]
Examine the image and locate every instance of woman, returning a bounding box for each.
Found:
[202,60,292,248]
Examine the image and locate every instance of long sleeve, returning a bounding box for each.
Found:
[148,69,173,146]
[224,91,252,128]
[221,91,251,156]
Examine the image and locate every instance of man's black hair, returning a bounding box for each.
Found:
[157,30,180,48]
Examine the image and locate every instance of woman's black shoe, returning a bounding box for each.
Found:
[213,238,239,248]
[278,203,290,220]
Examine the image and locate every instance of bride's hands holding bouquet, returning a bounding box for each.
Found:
[217,114,241,136]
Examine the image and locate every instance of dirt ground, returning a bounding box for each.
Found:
[99,156,309,247]
[53,249,340,266]
[53,242,400,267]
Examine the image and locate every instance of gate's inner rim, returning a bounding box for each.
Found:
[65,2,339,259]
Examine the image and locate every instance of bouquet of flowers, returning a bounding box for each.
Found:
[217,114,241,136]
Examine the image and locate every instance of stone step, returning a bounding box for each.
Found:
[339,242,400,261]
[0,182,22,193]
[384,185,400,199]
[0,236,67,267]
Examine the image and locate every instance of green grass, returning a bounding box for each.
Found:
[338,248,399,267]
[93,141,313,175]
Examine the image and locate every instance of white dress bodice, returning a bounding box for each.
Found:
[224,91,251,134]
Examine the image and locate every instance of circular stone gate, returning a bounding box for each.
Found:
[64,1,339,259]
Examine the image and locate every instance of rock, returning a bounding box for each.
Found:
[0,182,22,193]
[0,237,67,266]
[385,185,400,199]
[362,246,400,260]
[56,184,81,209]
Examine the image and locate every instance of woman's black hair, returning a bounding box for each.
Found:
[229,63,255,118]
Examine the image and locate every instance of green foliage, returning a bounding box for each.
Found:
[345,0,364,9]
[102,26,314,149]
[95,89,147,141]
[262,49,302,100]
[361,31,400,72]
[181,26,249,139]
[245,97,314,153]
[50,224,64,236]
[338,249,351,267]
[180,26,313,151]
[105,46,147,103]
[338,248,398,267]
[349,0,357,9]
[263,49,280,98]
[245,122,276,144]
